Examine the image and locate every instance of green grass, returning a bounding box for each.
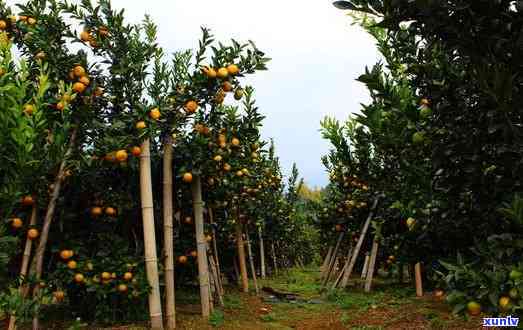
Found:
[209,309,225,327]
[223,293,243,309]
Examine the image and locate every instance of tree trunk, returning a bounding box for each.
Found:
[245,229,259,294]
[29,128,77,330]
[139,138,164,330]
[415,263,423,297]
[364,240,379,292]
[340,197,379,289]
[258,226,266,279]
[8,205,38,330]
[191,174,211,317]
[162,136,176,330]
[271,242,278,275]
[235,219,249,293]
[209,208,223,295]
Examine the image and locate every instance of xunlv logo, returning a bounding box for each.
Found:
[483,316,519,327]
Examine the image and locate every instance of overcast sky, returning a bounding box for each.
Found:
[10,0,380,187]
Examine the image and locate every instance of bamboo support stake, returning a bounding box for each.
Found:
[332,245,353,289]
[245,229,259,294]
[139,138,164,329]
[322,232,345,287]
[415,263,423,297]
[8,205,38,330]
[191,174,211,317]
[364,240,379,292]
[320,246,334,277]
[271,242,278,275]
[209,255,224,307]
[209,208,224,295]
[361,253,370,279]
[258,226,266,279]
[162,136,176,330]
[29,128,77,330]
[340,197,379,289]
[235,219,249,293]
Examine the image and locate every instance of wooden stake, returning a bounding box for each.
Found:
[258,226,266,279]
[332,245,353,289]
[139,138,164,329]
[209,208,223,295]
[208,254,224,307]
[29,128,77,330]
[245,229,259,294]
[233,254,241,284]
[320,246,334,277]
[415,262,423,297]
[364,239,379,292]
[340,197,379,288]
[162,136,176,330]
[191,174,211,317]
[322,232,345,287]
[361,253,370,279]
[235,218,249,293]
[8,205,38,330]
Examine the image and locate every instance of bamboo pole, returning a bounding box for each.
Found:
[208,254,224,307]
[191,174,211,317]
[258,226,266,279]
[415,263,423,297]
[162,136,176,330]
[139,138,164,330]
[340,197,379,289]
[322,232,345,287]
[209,208,223,295]
[235,217,249,293]
[245,229,259,294]
[271,242,278,275]
[331,245,353,289]
[29,128,77,330]
[320,246,334,277]
[361,253,370,279]
[364,240,379,292]
[8,205,38,330]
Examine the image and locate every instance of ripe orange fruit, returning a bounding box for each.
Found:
[217,67,228,79]
[73,65,86,77]
[433,289,445,301]
[80,30,91,42]
[202,66,217,78]
[184,216,193,225]
[205,235,212,242]
[118,284,128,292]
[101,272,111,280]
[35,51,46,60]
[135,121,146,129]
[178,255,187,264]
[21,195,34,206]
[23,104,35,116]
[27,17,36,25]
[231,137,240,147]
[222,81,233,92]
[72,82,86,93]
[185,100,198,114]
[182,172,193,183]
[420,98,430,106]
[115,150,128,162]
[227,64,240,75]
[223,163,231,172]
[131,146,141,157]
[79,76,90,86]
[67,260,77,269]
[90,206,103,217]
[27,228,39,240]
[56,102,65,111]
[74,273,84,283]
[335,224,343,232]
[499,296,512,311]
[0,20,7,30]
[60,250,72,260]
[213,155,223,162]
[11,218,23,229]
[53,290,65,301]
[149,108,161,120]
[105,207,117,217]
[123,272,133,281]
[236,170,244,177]
[189,250,197,258]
